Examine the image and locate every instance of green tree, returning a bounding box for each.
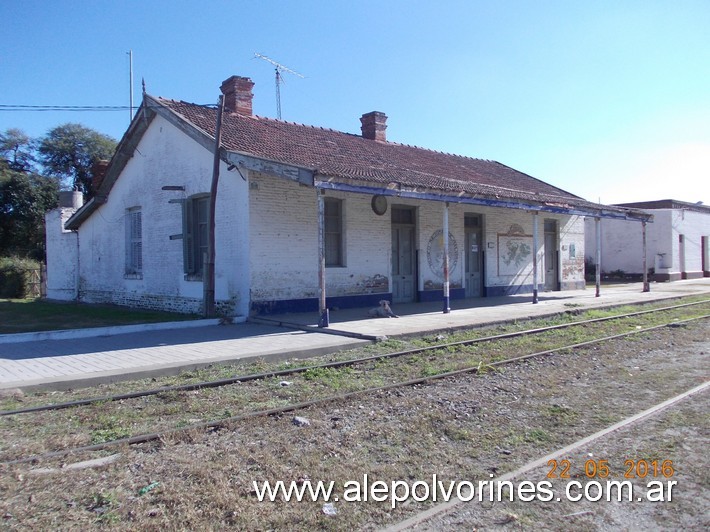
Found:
[0,128,36,172]
[37,123,117,196]
[0,167,59,260]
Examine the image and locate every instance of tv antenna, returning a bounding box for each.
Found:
[254,53,304,119]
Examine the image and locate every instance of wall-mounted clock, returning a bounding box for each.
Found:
[371,195,388,215]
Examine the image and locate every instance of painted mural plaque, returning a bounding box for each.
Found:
[497,224,533,276]
[426,229,459,280]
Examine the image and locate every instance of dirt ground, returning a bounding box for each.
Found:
[403,372,709,531]
[0,319,707,531]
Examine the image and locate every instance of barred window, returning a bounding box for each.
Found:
[125,207,142,275]
[324,198,344,267]
[183,194,210,277]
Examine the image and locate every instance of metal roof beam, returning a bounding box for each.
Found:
[224,151,313,186]
[314,179,652,222]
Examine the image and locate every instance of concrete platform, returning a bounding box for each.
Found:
[256,278,710,339]
[1,279,708,391]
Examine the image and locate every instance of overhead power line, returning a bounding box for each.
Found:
[0,105,130,112]
[0,103,218,112]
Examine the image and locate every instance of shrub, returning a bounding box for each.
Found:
[0,256,40,298]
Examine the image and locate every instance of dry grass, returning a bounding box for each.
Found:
[0,318,707,530]
[2,301,708,463]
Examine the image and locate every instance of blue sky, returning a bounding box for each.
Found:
[2,0,708,205]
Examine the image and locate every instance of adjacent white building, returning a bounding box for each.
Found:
[584,200,710,281]
[45,75,648,321]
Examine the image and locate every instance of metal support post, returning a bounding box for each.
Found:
[642,221,650,292]
[595,217,601,297]
[317,190,329,327]
[442,202,451,313]
[532,211,539,304]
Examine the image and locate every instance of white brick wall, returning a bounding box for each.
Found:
[72,114,250,316]
[585,217,647,275]
[45,207,79,300]
[248,181,584,303]
[585,209,709,278]
[559,216,585,289]
[248,174,391,302]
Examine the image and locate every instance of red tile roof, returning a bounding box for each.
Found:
[156,97,603,209]
[66,93,652,231]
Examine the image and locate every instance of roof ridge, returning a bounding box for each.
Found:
[155,96,217,109]
[248,113,345,135]
[241,111,490,162]
[167,98,493,163]
[388,142,492,163]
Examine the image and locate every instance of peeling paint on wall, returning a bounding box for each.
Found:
[358,274,389,293]
[562,256,584,280]
[424,280,462,290]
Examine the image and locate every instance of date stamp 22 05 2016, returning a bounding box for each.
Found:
[545,458,677,503]
[547,458,675,480]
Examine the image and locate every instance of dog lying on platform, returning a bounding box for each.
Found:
[368,300,399,318]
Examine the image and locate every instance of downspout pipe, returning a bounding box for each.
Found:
[74,230,80,301]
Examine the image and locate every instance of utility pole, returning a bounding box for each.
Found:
[204,95,225,317]
[127,50,134,121]
[254,53,304,119]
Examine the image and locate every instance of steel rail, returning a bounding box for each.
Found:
[2,299,708,418]
[3,314,707,466]
[386,379,710,531]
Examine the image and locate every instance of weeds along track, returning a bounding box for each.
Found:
[2,299,708,417]
[1,299,709,465]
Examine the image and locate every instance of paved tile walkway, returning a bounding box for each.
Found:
[0,324,367,390]
[1,279,708,391]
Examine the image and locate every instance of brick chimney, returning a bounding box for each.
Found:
[220,75,255,116]
[91,160,109,194]
[360,111,387,142]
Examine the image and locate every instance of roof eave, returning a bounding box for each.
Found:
[64,101,158,230]
[314,177,652,221]
[65,196,104,231]
[223,150,314,186]
[148,97,316,185]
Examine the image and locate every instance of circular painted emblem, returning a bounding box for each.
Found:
[427,229,459,280]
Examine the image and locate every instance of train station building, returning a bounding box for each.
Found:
[45,75,650,324]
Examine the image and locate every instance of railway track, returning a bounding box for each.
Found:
[2,299,708,466]
[386,380,710,531]
[2,299,708,418]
